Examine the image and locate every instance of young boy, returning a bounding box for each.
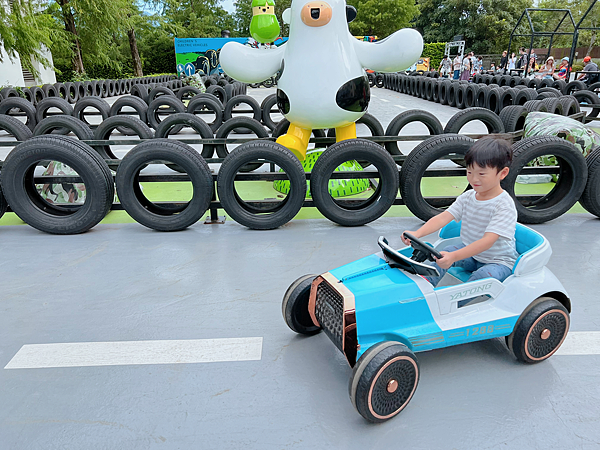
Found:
[402,137,519,287]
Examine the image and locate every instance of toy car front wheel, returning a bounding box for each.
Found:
[282,274,321,336]
[510,298,569,363]
[349,342,419,423]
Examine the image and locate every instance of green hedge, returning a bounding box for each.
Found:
[422,43,446,71]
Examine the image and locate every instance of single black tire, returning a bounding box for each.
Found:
[349,341,419,423]
[311,139,399,226]
[147,95,185,133]
[580,147,600,217]
[0,115,33,141]
[499,88,518,110]
[148,86,175,104]
[0,180,6,219]
[540,97,564,115]
[93,116,154,159]
[73,96,111,126]
[217,141,307,229]
[206,85,227,104]
[0,87,19,99]
[558,95,580,116]
[385,110,443,156]
[515,88,538,105]
[565,80,587,95]
[502,136,588,224]
[455,84,468,109]
[536,87,561,97]
[282,274,321,335]
[41,84,58,98]
[131,84,149,103]
[54,83,68,100]
[187,95,224,133]
[33,116,93,141]
[115,139,213,231]
[572,90,600,118]
[177,86,202,102]
[109,95,149,135]
[223,95,262,133]
[155,113,214,159]
[35,97,74,134]
[509,298,569,364]
[0,135,113,234]
[21,88,34,105]
[447,83,458,107]
[465,84,479,108]
[64,82,79,104]
[486,88,503,114]
[260,94,280,132]
[74,82,85,101]
[214,117,269,171]
[523,100,547,113]
[528,78,542,90]
[30,86,45,104]
[444,107,505,134]
[400,134,474,221]
[552,79,567,94]
[0,97,37,131]
[439,80,451,106]
[499,105,528,132]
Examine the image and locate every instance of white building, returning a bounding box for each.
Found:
[1,0,56,87]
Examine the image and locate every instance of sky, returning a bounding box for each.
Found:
[222,0,235,13]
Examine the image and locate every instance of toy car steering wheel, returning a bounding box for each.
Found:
[403,232,443,263]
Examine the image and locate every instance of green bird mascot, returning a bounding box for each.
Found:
[250,0,280,43]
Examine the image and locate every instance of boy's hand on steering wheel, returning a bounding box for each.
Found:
[435,251,455,269]
[401,231,415,246]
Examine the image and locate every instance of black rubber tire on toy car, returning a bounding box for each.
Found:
[0,135,114,234]
[444,107,505,134]
[73,96,111,126]
[115,139,213,231]
[33,116,93,141]
[223,95,262,133]
[501,136,588,224]
[311,139,399,226]
[385,110,444,156]
[572,90,600,118]
[400,134,474,222]
[217,141,307,230]
[109,95,149,135]
[214,117,269,171]
[509,297,569,363]
[0,97,38,131]
[0,115,33,142]
[93,116,154,159]
[282,274,321,336]
[187,95,224,133]
[349,341,419,423]
[499,105,528,133]
[578,147,600,218]
[155,113,215,159]
[147,96,186,131]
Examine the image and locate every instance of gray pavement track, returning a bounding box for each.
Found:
[0,213,599,449]
[1,85,599,449]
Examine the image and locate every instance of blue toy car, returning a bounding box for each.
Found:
[282,221,571,422]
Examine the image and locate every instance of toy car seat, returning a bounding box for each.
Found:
[434,221,552,283]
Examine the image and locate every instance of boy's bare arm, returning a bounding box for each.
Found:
[401,211,454,245]
[435,232,500,269]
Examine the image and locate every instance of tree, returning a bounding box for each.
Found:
[0,0,66,76]
[347,0,419,38]
[414,0,533,55]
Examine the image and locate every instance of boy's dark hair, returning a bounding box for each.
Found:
[464,137,512,172]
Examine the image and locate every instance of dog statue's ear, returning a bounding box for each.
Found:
[346,5,357,23]
[282,8,292,24]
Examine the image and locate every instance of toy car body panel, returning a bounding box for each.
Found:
[307,222,570,367]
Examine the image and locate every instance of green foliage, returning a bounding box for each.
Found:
[347,0,419,38]
[422,42,446,69]
[415,0,533,54]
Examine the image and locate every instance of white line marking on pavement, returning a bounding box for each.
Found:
[556,332,600,356]
[4,338,263,369]
[394,104,407,109]
[380,98,390,103]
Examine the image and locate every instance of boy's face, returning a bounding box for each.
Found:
[467,163,509,194]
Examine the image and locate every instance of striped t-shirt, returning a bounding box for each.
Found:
[447,190,519,268]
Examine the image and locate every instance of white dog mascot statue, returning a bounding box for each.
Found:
[220,0,423,160]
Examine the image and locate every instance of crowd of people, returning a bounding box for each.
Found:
[437,46,599,85]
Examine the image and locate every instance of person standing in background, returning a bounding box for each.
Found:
[460,53,472,80]
[517,48,528,71]
[474,56,483,74]
[508,53,516,72]
[499,50,508,72]
[453,54,462,80]
[439,55,452,78]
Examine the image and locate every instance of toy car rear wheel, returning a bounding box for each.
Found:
[349,341,419,423]
[282,274,321,335]
[509,298,569,363]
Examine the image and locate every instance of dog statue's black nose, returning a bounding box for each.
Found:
[311,8,320,19]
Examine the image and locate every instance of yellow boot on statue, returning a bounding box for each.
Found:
[335,122,357,143]
[276,123,311,161]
